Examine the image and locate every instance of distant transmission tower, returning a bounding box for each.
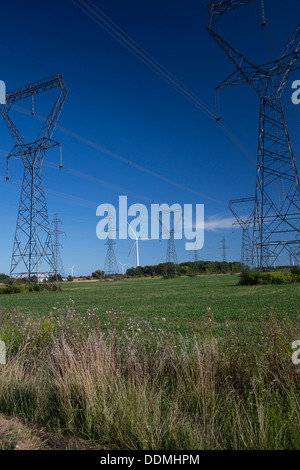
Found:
[208,1,300,269]
[159,209,181,276]
[1,75,67,282]
[104,211,119,277]
[166,229,179,275]
[220,236,228,262]
[229,197,255,268]
[104,239,119,277]
[52,213,66,279]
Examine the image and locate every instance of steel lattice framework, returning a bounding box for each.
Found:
[229,197,255,267]
[159,210,181,276]
[207,0,300,268]
[165,229,179,275]
[1,74,67,281]
[104,211,119,277]
[104,239,119,276]
[52,213,66,279]
[220,236,228,262]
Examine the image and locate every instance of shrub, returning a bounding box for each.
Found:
[291,266,300,275]
[238,269,299,286]
[270,272,288,284]
[0,283,59,295]
[0,273,9,283]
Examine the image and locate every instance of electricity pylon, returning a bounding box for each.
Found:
[229,197,255,268]
[104,239,119,276]
[1,74,67,282]
[166,229,179,275]
[207,1,300,268]
[220,236,228,262]
[193,249,200,273]
[103,211,119,277]
[51,213,66,279]
[159,209,181,275]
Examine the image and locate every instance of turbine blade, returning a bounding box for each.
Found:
[128,241,136,256]
[127,222,138,240]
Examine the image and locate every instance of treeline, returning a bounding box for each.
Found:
[126,261,241,277]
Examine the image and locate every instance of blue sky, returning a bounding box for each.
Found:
[0,0,300,275]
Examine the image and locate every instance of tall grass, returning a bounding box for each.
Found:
[0,305,299,449]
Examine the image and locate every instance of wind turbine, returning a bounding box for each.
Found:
[67,265,75,277]
[118,261,130,275]
[127,223,149,267]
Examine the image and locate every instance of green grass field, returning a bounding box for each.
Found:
[0,275,299,335]
[0,275,299,449]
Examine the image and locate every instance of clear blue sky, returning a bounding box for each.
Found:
[0,0,300,275]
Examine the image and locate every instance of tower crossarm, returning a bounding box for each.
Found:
[208,4,300,98]
[37,75,67,142]
[274,24,300,96]
[4,74,65,107]
[208,27,260,75]
[1,112,26,148]
[1,74,67,148]
[207,0,254,28]
[229,197,255,229]
[277,23,300,64]
[216,66,266,95]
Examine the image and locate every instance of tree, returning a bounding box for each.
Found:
[92,270,105,279]
[0,273,9,283]
[48,274,63,282]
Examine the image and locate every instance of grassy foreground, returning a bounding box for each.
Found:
[0,276,299,449]
[0,275,299,334]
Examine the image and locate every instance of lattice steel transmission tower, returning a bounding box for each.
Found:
[104,239,119,276]
[1,74,67,281]
[166,229,179,275]
[207,1,300,268]
[193,249,200,273]
[52,213,66,279]
[220,236,228,262]
[229,197,255,268]
[159,209,181,276]
[104,211,119,277]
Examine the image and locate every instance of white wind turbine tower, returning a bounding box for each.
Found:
[67,264,75,277]
[127,223,149,267]
[118,261,130,275]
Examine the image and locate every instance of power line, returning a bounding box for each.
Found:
[12,104,227,205]
[71,0,257,166]
[72,0,216,120]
